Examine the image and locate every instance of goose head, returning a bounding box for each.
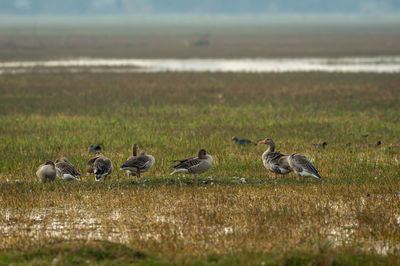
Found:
[258,138,274,146]
[198,149,207,159]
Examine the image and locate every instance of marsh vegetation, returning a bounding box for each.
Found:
[0,22,400,264]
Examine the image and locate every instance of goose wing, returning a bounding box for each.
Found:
[121,155,151,170]
[56,162,80,176]
[292,154,319,174]
[171,156,196,163]
[171,157,201,170]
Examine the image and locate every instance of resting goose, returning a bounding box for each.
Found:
[86,155,113,181]
[288,153,321,180]
[259,138,291,178]
[55,157,80,181]
[170,149,213,184]
[36,160,56,183]
[120,149,155,181]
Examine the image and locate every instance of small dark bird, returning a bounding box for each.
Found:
[313,142,328,149]
[89,144,102,153]
[361,134,369,138]
[231,136,256,146]
[368,141,382,147]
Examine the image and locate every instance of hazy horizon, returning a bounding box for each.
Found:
[1,0,400,15]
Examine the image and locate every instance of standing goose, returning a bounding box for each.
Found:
[288,153,321,180]
[86,155,113,181]
[55,157,80,181]
[259,138,292,178]
[36,160,56,183]
[123,143,139,178]
[120,149,155,181]
[170,149,213,184]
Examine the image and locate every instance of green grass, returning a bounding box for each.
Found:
[0,240,398,265]
[0,72,399,264]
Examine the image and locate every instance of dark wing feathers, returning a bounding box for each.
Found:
[267,151,287,160]
[171,156,196,163]
[171,157,201,169]
[56,162,80,176]
[122,155,150,170]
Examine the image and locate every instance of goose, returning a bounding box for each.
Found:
[123,143,139,178]
[86,155,113,181]
[36,160,56,183]
[258,138,291,178]
[55,157,80,181]
[170,149,213,184]
[120,149,155,181]
[288,153,321,180]
[231,136,256,146]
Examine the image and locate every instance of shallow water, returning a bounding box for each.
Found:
[1,56,400,74]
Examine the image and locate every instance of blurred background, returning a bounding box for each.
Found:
[1,0,399,15]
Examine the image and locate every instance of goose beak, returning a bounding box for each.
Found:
[259,140,266,144]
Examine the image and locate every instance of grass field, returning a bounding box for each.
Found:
[0,71,399,264]
[0,19,400,264]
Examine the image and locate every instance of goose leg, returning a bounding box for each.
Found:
[137,169,141,180]
[274,173,278,179]
[194,175,197,185]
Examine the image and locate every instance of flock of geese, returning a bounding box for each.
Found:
[36,137,321,184]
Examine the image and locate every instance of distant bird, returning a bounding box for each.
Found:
[86,156,113,181]
[259,138,292,178]
[36,160,56,183]
[89,144,102,153]
[120,148,155,181]
[361,134,369,138]
[170,149,213,184]
[55,157,80,181]
[288,153,321,180]
[231,136,256,146]
[313,141,328,149]
[374,140,381,147]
